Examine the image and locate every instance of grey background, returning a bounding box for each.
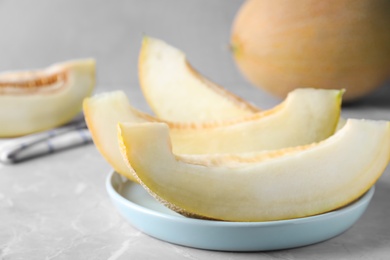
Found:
[0,1,389,259]
[0,0,263,109]
[1,0,388,111]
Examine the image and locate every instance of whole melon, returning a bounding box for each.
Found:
[231,0,390,101]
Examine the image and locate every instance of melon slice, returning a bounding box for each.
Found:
[83,92,151,181]
[139,36,259,122]
[169,88,342,154]
[118,119,390,222]
[0,59,95,137]
[84,88,342,182]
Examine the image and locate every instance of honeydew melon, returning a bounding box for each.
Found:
[83,92,151,181]
[231,0,390,101]
[138,37,348,130]
[84,88,342,182]
[118,119,390,222]
[139,36,259,122]
[169,88,342,154]
[0,59,95,137]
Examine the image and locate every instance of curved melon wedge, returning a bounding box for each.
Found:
[83,92,151,182]
[170,88,342,154]
[118,119,390,222]
[84,88,341,181]
[0,59,95,137]
[139,36,259,122]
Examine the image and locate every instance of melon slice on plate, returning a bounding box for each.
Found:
[118,119,390,222]
[168,88,342,154]
[84,92,152,181]
[139,36,259,122]
[0,59,95,137]
[84,88,342,182]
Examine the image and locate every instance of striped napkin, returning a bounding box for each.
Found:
[0,118,92,163]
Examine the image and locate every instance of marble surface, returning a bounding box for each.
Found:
[0,1,390,259]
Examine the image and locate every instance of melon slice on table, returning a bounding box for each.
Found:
[84,88,342,182]
[118,119,390,222]
[139,36,259,122]
[0,59,95,137]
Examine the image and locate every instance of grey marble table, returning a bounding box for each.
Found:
[0,1,389,259]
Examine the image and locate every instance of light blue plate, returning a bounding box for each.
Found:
[106,171,374,252]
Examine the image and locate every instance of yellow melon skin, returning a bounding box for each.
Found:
[231,0,390,101]
[0,59,95,137]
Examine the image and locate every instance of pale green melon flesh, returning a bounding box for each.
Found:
[84,88,341,182]
[139,36,259,122]
[0,59,95,137]
[84,91,149,182]
[170,88,342,154]
[119,119,390,222]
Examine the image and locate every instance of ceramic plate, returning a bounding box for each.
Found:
[106,171,374,251]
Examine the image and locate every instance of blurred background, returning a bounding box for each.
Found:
[0,0,388,115]
[0,0,272,109]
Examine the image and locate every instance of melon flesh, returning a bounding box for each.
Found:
[139,36,259,122]
[138,36,346,130]
[83,92,150,181]
[84,88,341,182]
[0,59,95,137]
[170,88,342,154]
[118,119,390,222]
